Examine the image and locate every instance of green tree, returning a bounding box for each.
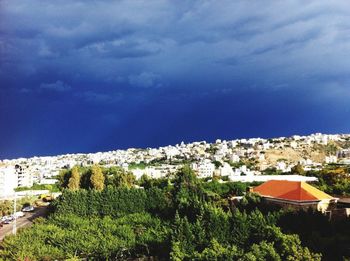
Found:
[58,169,71,189]
[139,174,152,188]
[242,241,281,261]
[106,167,135,188]
[90,165,105,191]
[212,160,223,168]
[324,143,338,156]
[201,203,231,244]
[170,212,195,258]
[68,166,80,191]
[172,165,205,220]
[193,239,241,260]
[0,200,13,216]
[291,163,305,175]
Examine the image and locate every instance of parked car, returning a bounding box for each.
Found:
[42,195,53,202]
[3,219,11,224]
[14,211,25,218]
[22,206,35,212]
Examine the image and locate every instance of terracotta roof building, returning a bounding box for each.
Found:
[253,180,337,212]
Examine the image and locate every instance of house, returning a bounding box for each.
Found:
[252,180,337,212]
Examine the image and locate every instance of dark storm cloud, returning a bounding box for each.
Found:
[1,0,350,158]
[2,0,350,93]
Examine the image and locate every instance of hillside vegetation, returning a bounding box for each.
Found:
[1,165,349,260]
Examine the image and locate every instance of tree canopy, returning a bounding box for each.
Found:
[67,166,80,190]
[2,165,349,260]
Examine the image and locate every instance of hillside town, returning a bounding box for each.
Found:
[1,134,350,260]
[1,133,350,199]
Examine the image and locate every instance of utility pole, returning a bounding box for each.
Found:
[12,192,17,235]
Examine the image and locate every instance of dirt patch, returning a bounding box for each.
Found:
[263,148,326,165]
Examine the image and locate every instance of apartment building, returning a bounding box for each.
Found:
[192,160,215,178]
[0,165,17,198]
[15,164,34,188]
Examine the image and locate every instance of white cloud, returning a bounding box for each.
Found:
[128,72,162,88]
[40,81,71,92]
[78,91,123,104]
[19,88,30,93]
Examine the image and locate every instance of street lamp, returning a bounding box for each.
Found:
[12,192,17,235]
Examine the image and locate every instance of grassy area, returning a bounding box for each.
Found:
[14,183,60,193]
[128,162,147,170]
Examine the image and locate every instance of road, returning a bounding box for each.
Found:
[0,206,49,241]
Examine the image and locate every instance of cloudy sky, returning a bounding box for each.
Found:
[1,0,350,158]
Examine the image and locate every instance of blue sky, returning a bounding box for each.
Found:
[1,0,350,159]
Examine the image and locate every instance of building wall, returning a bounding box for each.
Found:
[192,160,215,178]
[317,199,335,213]
[330,208,350,221]
[262,197,337,213]
[229,175,317,183]
[262,197,319,212]
[0,166,17,198]
[15,165,34,188]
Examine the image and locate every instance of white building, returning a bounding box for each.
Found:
[219,163,234,177]
[130,165,180,180]
[192,160,215,178]
[276,161,291,172]
[263,143,272,150]
[258,153,265,161]
[325,155,337,164]
[228,140,238,148]
[15,165,34,188]
[229,154,240,163]
[0,166,17,198]
[130,169,145,180]
[290,141,298,149]
[299,158,313,166]
[337,149,350,159]
[164,146,180,160]
[229,175,318,183]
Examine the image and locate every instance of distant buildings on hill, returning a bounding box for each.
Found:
[1,133,350,198]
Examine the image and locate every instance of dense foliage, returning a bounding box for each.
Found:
[58,165,137,190]
[306,165,350,195]
[1,165,349,260]
[277,209,350,260]
[51,187,172,219]
[1,213,170,260]
[0,196,37,216]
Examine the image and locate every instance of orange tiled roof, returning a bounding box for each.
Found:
[253,180,334,201]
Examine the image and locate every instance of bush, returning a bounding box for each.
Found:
[0,213,170,260]
[52,187,172,219]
